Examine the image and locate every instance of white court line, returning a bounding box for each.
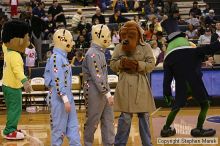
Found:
[151,107,162,116]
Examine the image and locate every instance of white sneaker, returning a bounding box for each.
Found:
[4,131,25,140]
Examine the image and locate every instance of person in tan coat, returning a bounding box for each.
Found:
[110,21,156,146]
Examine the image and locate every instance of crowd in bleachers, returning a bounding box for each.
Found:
[0,0,220,78]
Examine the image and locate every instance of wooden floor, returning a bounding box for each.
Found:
[0,107,219,146]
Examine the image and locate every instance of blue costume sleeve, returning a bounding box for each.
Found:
[51,54,67,96]
[163,62,173,96]
[44,58,52,88]
[86,53,109,94]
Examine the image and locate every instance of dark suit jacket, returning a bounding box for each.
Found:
[211,32,219,43]
[109,15,129,24]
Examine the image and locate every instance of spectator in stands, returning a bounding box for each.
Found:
[112,0,128,13]
[32,2,46,18]
[92,7,106,24]
[10,0,18,18]
[133,0,141,12]
[43,14,56,40]
[75,35,90,51]
[133,15,141,26]
[202,3,211,16]
[92,18,100,25]
[77,16,92,34]
[151,40,161,60]
[81,28,91,43]
[189,1,202,18]
[67,43,76,60]
[71,8,83,30]
[186,13,200,27]
[185,24,198,39]
[109,9,129,24]
[152,16,162,32]
[145,1,158,19]
[111,28,120,45]
[30,0,35,8]
[205,9,218,26]
[198,28,212,45]
[204,55,215,67]
[100,0,111,12]
[151,34,157,41]
[211,22,220,43]
[20,2,32,21]
[25,43,37,76]
[0,15,8,32]
[105,49,112,65]
[155,31,166,49]
[31,2,46,61]
[172,10,185,25]
[196,16,206,36]
[46,50,52,59]
[144,23,154,41]
[156,44,166,66]
[154,0,164,8]
[71,51,84,66]
[163,0,179,18]
[48,0,66,27]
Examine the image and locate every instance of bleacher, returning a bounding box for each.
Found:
[0,0,208,21]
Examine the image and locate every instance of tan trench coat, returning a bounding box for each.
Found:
[110,43,156,113]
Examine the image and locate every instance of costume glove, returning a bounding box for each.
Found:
[23,80,33,93]
[164,95,173,106]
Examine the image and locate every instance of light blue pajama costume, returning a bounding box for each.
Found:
[44,48,81,146]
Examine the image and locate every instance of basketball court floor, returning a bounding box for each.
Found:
[0,107,219,146]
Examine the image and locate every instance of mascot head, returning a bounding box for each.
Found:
[53,29,74,53]
[119,21,145,54]
[2,20,30,53]
[91,24,111,48]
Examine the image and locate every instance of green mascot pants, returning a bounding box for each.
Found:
[2,85,22,135]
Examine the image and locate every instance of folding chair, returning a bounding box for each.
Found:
[72,76,82,109]
[29,77,47,107]
[214,54,220,66]
[108,75,118,89]
[31,77,45,91]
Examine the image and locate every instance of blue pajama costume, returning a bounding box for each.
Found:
[44,48,81,146]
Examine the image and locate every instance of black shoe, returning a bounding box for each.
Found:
[191,128,216,137]
[160,127,176,137]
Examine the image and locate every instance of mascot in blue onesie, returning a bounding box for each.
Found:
[44,29,81,146]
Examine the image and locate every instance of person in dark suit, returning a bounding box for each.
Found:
[48,0,66,27]
[92,7,106,24]
[160,18,218,137]
[211,22,220,43]
[109,9,129,24]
